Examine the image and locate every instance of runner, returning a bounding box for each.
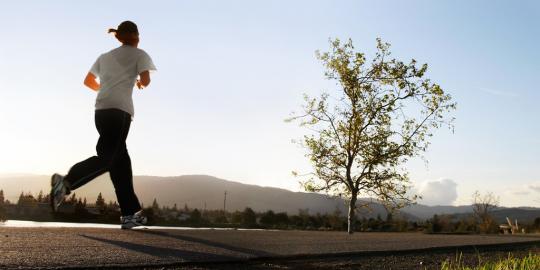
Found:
[50,21,156,229]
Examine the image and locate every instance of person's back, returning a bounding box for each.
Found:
[93,44,154,117]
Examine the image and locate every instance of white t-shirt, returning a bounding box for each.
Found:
[89,45,156,117]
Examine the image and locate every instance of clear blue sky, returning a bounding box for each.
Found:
[1,1,539,206]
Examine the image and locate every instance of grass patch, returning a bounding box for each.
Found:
[441,253,540,270]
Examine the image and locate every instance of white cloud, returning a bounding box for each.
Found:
[529,184,540,193]
[499,184,538,207]
[478,87,518,98]
[418,179,458,206]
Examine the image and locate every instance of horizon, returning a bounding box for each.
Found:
[1,1,540,208]
[0,173,535,209]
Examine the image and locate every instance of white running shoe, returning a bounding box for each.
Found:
[50,173,67,212]
[121,210,147,229]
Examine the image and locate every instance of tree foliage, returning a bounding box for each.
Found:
[96,192,106,213]
[241,207,257,227]
[288,38,456,233]
[0,190,5,222]
[471,190,499,233]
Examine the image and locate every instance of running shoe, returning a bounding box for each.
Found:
[50,173,67,212]
[121,210,147,229]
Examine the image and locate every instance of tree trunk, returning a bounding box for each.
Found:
[347,195,357,234]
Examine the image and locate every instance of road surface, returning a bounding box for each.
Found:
[1,224,539,269]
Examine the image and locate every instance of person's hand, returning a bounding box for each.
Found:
[136,80,144,89]
[84,72,100,91]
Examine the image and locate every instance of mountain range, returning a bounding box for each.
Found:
[1,174,539,223]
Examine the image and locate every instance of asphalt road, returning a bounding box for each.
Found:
[1,227,539,269]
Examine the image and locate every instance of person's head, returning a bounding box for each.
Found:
[108,21,139,47]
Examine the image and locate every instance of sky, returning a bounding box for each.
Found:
[0,0,539,207]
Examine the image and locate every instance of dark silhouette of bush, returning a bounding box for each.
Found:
[532,217,540,232]
[188,209,202,223]
[0,205,5,222]
[260,210,276,227]
[241,207,257,227]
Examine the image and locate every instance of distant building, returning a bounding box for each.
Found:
[86,206,101,215]
[177,213,190,221]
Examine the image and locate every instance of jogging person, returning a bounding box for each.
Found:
[50,21,156,229]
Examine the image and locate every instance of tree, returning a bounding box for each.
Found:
[328,207,344,230]
[472,191,499,233]
[534,217,540,229]
[231,210,243,224]
[17,192,24,206]
[274,212,289,227]
[149,198,160,217]
[241,207,257,227]
[75,198,87,215]
[37,190,44,203]
[189,209,202,224]
[42,194,50,204]
[297,208,312,228]
[427,214,443,233]
[260,210,276,227]
[107,200,120,213]
[67,193,77,205]
[0,190,5,222]
[152,198,160,211]
[0,204,5,222]
[96,192,106,213]
[288,38,455,234]
[17,192,37,207]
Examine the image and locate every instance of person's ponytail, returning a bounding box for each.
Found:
[108,21,139,46]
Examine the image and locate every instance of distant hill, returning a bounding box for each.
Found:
[402,204,474,220]
[0,174,350,215]
[450,208,540,224]
[491,208,540,224]
[1,174,539,223]
[134,175,350,215]
[0,174,406,218]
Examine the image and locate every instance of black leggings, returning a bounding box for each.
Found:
[64,109,141,216]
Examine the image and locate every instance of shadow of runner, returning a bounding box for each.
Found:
[80,234,238,261]
[133,230,274,257]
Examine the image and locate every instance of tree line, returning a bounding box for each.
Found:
[0,189,417,231]
[4,189,540,234]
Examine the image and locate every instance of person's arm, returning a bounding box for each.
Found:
[136,70,151,89]
[84,72,100,91]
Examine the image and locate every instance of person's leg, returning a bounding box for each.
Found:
[64,109,125,191]
[63,157,107,191]
[110,150,141,216]
[105,110,142,216]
